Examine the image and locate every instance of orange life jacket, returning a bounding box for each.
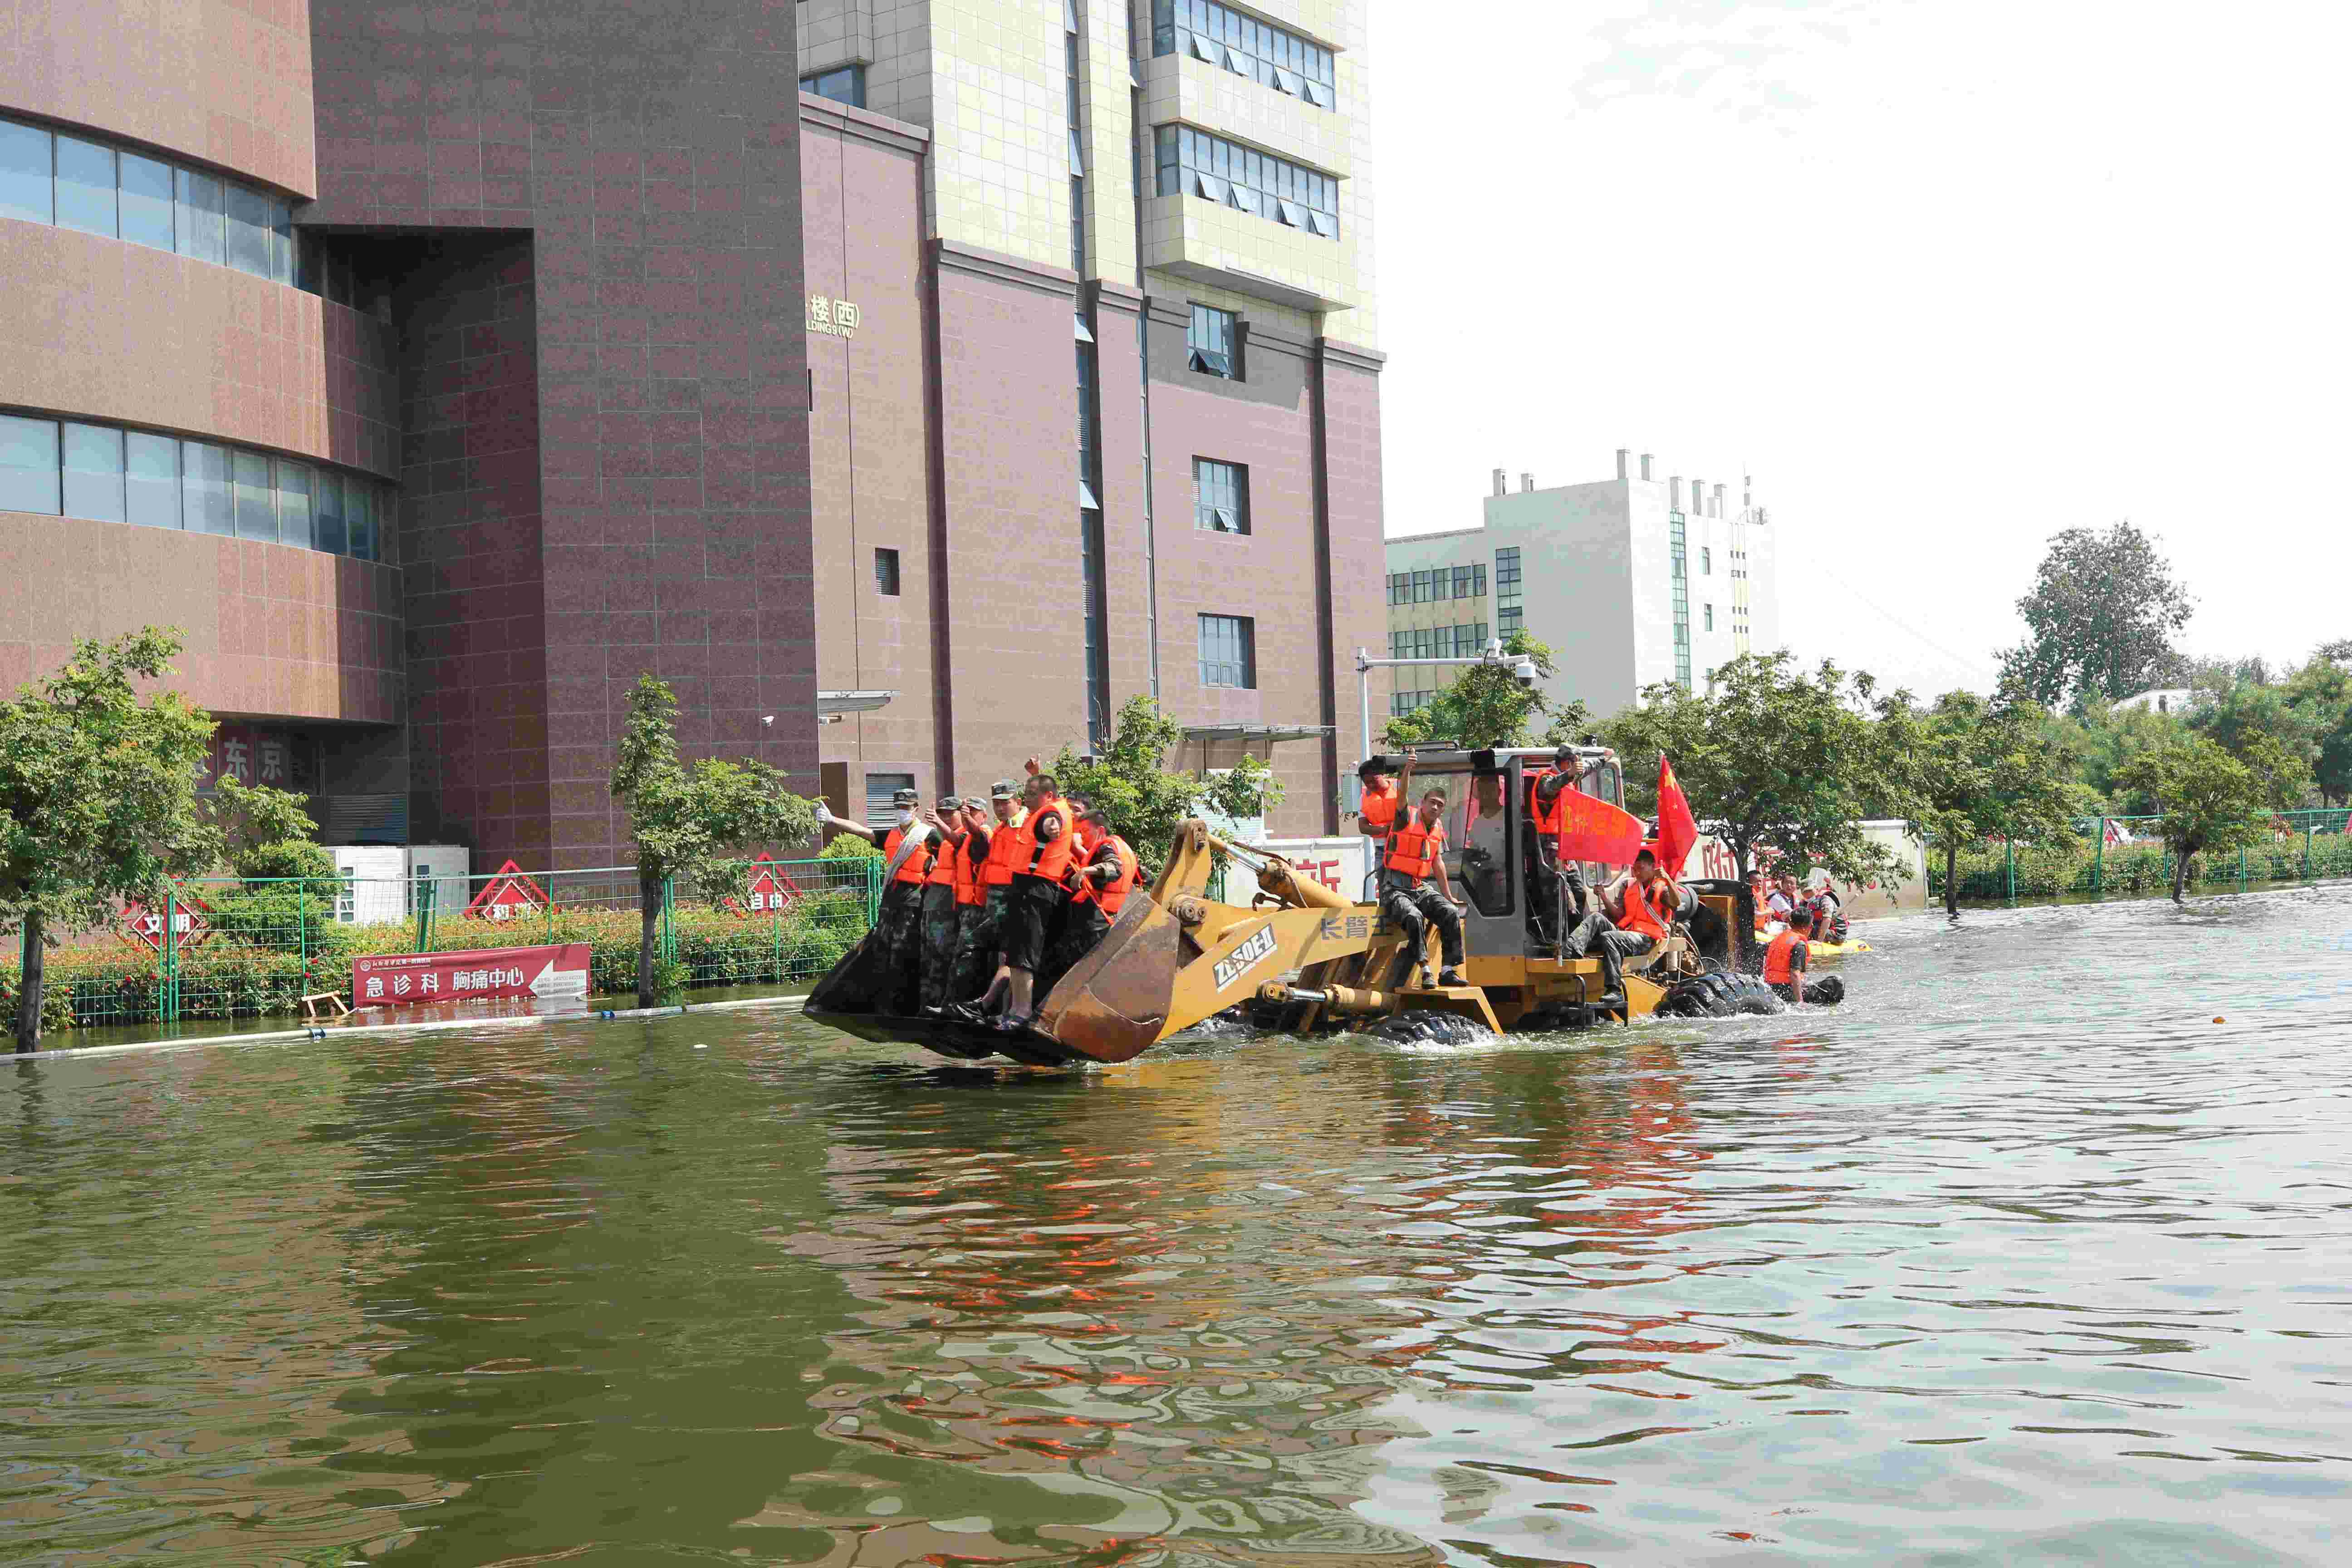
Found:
[980,809,1024,886]
[1527,769,1567,836]
[1075,834,1140,916]
[952,827,989,906]
[1764,929,1807,984]
[1385,818,1444,881]
[882,825,931,887]
[1359,780,1401,837]
[1619,876,1668,940]
[926,833,959,888]
[1014,796,1075,881]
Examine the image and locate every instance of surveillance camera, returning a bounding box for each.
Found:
[760,715,775,726]
[1512,658,1538,687]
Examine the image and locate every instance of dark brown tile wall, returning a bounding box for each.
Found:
[305,0,814,871]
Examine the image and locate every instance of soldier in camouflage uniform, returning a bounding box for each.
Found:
[917,797,969,1016]
[947,779,1023,1020]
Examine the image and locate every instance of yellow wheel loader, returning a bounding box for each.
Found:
[806,747,1787,1066]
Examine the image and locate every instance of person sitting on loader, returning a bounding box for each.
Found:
[1590,848,1682,1004]
[816,785,932,1013]
[1764,906,1813,1006]
[1380,787,1467,989]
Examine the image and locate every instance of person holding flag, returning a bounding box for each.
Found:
[1650,754,1699,882]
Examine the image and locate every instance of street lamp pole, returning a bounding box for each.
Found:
[1352,639,1536,764]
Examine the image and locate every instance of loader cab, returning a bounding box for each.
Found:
[1366,746,1622,961]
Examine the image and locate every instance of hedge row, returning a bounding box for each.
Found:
[1931,833,2352,901]
[3,890,874,1034]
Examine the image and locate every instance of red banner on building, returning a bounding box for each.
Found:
[353,943,591,1009]
[462,860,552,923]
[120,885,213,954]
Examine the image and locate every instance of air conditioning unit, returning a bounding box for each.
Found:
[328,846,472,925]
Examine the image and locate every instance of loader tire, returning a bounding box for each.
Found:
[1365,1010,1490,1047]
[1802,975,1846,1006]
[1662,970,1785,1019]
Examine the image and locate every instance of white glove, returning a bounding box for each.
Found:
[813,802,834,825]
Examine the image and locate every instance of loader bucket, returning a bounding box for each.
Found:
[1033,889,1188,1063]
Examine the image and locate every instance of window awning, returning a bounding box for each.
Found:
[818,690,897,715]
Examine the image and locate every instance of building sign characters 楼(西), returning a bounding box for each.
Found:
[807,294,862,338]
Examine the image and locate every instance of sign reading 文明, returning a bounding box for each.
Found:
[353,943,591,1010]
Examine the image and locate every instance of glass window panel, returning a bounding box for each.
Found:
[347,481,376,560]
[276,460,314,549]
[175,168,224,264]
[182,442,232,533]
[0,120,52,224]
[313,470,346,555]
[225,183,273,276]
[270,200,293,283]
[0,415,61,515]
[118,151,174,250]
[233,449,274,539]
[126,432,179,528]
[61,422,125,522]
[54,135,116,236]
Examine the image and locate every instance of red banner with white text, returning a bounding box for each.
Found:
[353,943,590,1010]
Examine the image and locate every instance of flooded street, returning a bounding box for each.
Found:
[6,887,2351,1565]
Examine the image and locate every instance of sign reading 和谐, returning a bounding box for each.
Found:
[353,943,591,1010]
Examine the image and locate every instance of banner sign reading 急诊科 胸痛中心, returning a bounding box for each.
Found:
[353,944,590,1009]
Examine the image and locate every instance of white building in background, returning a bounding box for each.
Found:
[1382,450,1782,721]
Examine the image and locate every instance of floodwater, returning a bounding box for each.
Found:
[5,889,2351,1566]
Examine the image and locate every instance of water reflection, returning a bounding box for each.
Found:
[3,888,2350,1564]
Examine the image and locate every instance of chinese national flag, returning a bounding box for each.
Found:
[1557,789,1648,867]
[1650,755,1699,877]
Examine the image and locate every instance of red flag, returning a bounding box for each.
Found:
[1651,755,1699,877]
[1558,789,1648,867]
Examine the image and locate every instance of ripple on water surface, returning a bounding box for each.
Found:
[4,886,2352,1565]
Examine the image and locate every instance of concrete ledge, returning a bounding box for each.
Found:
[16,991,813,1065]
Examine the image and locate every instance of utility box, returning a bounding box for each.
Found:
[328,846,472,925]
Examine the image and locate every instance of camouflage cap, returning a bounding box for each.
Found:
[990,779,1019,799]
[891,786,918,805]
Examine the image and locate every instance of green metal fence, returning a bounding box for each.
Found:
[1932,809,2352,902]
[8,857,883,1034]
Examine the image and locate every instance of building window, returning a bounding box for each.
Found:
[863,772,915,828]
[1198,614,1256,688]
[1701,545,1712,576]
[1452,564,1479,598]
[1669,513,1692,690]
[873,547,901,596]
[1193,458,1249,534]
[1704,603,1714,632]
[0,411,389,558]
[1188,304,1240,378]
[1390,629,1407,658]
[1494,547,1523,637]
[800,64,866,107]
[0,116,294,283]
[1151,0,1338,110]
[1154,125,1340,239]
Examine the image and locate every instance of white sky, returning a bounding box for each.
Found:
[1368,0,2352,698]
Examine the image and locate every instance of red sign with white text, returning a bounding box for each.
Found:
[353,943,591,1010]
[120,885,213,954]
[462,860,552,923]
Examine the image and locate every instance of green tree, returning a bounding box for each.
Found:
[1602,652,1915,885]
[1899,691,2084,916]
[610,674,817,1007]
[2068,698,2188,813]
[2112,734,2274,903]
[1050,695,1284,877]
[1382,632,1589,750]
[2282,646,2352,806]
[0,629,312,1051]
[1997,522,2194,709]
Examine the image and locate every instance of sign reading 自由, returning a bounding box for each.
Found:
[806,294,862,338]
[353,943,591,1010]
